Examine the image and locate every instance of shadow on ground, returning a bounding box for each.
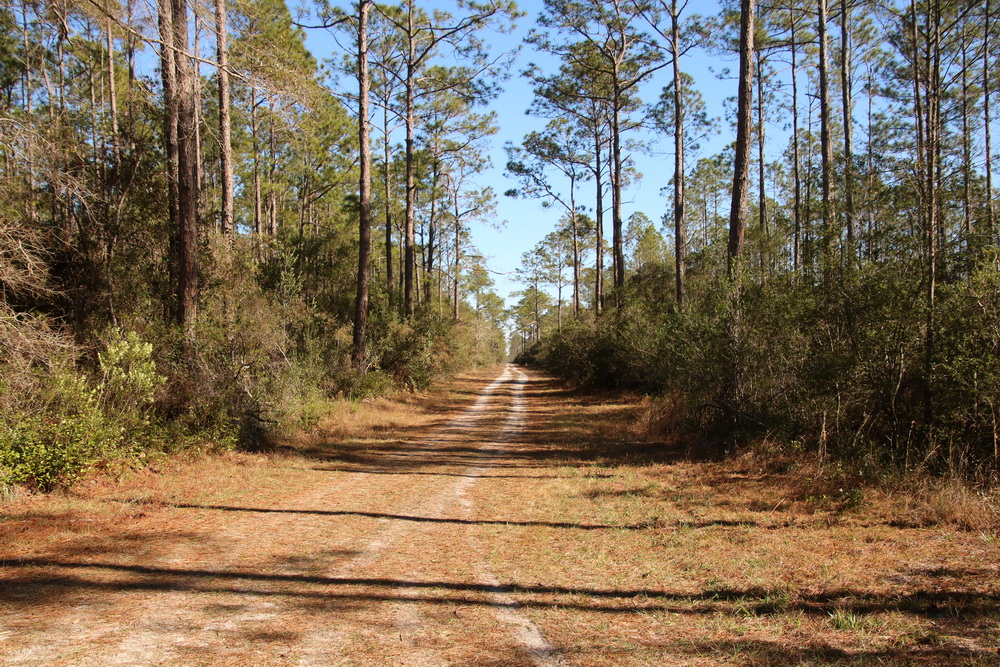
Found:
[3,369,997,665]
[297,374,720,479]
[1,558,997,624]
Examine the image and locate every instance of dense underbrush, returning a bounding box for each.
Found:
[523,259,1000,487]
[1,234,503,493]
[611,393,1000,533]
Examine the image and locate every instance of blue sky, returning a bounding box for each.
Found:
[299,0,734,305]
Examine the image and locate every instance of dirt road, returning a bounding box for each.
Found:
[0,366,567,665]
[1,366,998,665]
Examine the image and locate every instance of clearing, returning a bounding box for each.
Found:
[0,365,998,665]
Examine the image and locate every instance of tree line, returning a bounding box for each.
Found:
[0,0,513,490]
[510,0,1000,480]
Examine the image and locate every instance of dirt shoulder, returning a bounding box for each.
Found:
[1,366,998,666]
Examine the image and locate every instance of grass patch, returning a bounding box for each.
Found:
[828,608,880,631]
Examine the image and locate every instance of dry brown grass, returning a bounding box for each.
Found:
[864,478,1000,533]
[1,367,997,665]
[0,367,503,562]
[0,366,519,665]
[467,378,1000,665]
[632,394,1000,534]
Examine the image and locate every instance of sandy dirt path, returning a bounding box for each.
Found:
[2,365,998,666]
[0,365,564,666]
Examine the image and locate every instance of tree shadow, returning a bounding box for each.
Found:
[294,374,717,478]
[1,559,997,624]
[660,637,991,665]
[168,503,659,531]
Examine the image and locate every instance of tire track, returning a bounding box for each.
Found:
[292,366,518,664]
[1,366,564,666]
[455,367,565,667]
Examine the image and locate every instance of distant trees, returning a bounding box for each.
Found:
[417,84,498,311]
[442,148,498,321]
[532,0,667,301]
[523,60,612,313]
[6,0,1000,486]
[370,0,518,317]
[505,119,589,315]
[643,0,704,305]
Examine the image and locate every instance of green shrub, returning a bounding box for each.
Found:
[369,313,463,392]
[99,328,166,414]
[0,406,125,492]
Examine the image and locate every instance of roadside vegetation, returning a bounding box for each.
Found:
[507,0,1000,498]
[474,379,999,664]
[518,261,1000,488]
[0,0,510,494]
[4,369,995,664]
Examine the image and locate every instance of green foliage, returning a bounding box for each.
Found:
[371,314,459,391]
[0,409,124,492]
[531,258,1000,479]
[0,0,514,494]
[99,329,166,414]
[0,370,126,492]
[828,609,878,632]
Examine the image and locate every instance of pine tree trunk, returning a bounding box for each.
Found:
[611,78,625,297]
[817,0,834,276]
[384,105,393,308]
[193,15,202,200]
[353,0,373,370]
[125,0,136,87]
[924,0,942,426]
[804,102,814,279]
[425,162,439,304]
[453,208,460,321]
[841,0,855,255]
[866,58,876,261]
[570,172,580,315]
[756,56,766,267]
[298,173,308,237]
[157,0,178,324]
[106,22,119,164]
[910,0,926,244]
[985,0,995,245]
[672,0,685,306]
[215,0,234,235]
[556,279,563,330]
[728,0,754,274]
[962,21,972,259]
[157,0,179,237]
[20,4,36,223]
[790,10,802,273]
[251,95,261,234]
[594,128,604,314]
[56,5,66,114]
[268,107,277,236]
[172,0,198,335]
[727,0,755,410]
[403,2,416,317]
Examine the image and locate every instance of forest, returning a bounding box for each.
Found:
[0,0,514,490]
[507,0,1000,486]
[1,0,999,493]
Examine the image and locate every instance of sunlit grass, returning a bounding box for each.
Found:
[470,376,1000,665]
